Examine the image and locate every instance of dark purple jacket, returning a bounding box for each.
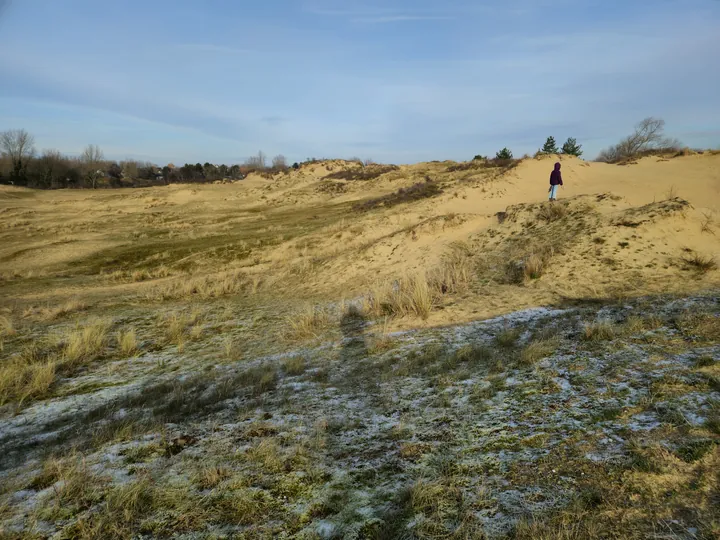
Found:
[550,163,563,186]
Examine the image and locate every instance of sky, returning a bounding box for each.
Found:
[1,0,719,165]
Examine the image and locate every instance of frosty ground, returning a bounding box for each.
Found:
[1,292,718,539]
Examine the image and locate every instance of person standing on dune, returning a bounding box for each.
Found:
[548,162,563,201]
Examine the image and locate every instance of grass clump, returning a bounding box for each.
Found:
[285,305,331,341]
[495,326,521,348]
[282,355,307,375]
[365,274,435,320]
[676,312,720,341]
[682,253,717,274]
[62,318,112,367]
[537,202,568,222]
[582,320,617,341]
[0,357,56,406]
[0,315,17,338]
[116,328,138,357]
[38,299,88,321]
[33,458,107,522]
[195,465,232,490]
[406,478,481,538]
[520,337,560,365]
[675,439,718,463]
[222,336,242,361]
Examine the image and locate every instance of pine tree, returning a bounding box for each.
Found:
[541,136,559,154]
[561,137,583,157]
[495,148,513,160]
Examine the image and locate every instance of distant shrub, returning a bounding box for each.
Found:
[596,117,682,163]
[324,164,398,182]
[473,154,487,161]
[495,148,513,160]
[354,177,442,212]
[447,157,520,173]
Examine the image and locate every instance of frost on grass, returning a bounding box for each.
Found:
[0,295,719,538]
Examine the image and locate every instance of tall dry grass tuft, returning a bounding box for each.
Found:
[62,319,112,367]
[116,328,138,357]
[364,273,436,320]
[38,299,88,321]
[148,269,248,301]
[429,244,473,295]
[537,202,568,222]
[0,359,56,406]
[285,305,331,341]
[583,320,617,341]
[407,273,433,320]
[0,315,16,337]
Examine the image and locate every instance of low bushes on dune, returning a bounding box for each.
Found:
[354,177,443,212]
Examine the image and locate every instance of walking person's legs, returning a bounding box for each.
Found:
[548,185,558,201]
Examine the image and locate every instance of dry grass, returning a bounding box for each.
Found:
[495,327,521,348]
[700,211,715,234]
[676,312,720,341]
[682,252,717,273]
[0,314,16,337]
[623,314,663,335]
[520,337,560,365]
[32,457,107,522]
[195,465,232,490]
[582,320,617,341]
[285,305,332,341]
[428,243,473,295]
[407,478,481,538]
[37,299,88,321]
[62,318,112,367]
[116,328,138,357]
[282,355,307,376]
[354,177,443,212]
[365,273,435,320]
[0,358,56,406]
[163,310,202,345]
[538,202,568,222]
[148,269,249,301]
[505,246,554,284]
[324,164,399,181]
[222,335,242,361]
[524,253,545,280]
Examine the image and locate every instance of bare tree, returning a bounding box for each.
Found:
[245,151,267,170]
[597,117,682,163]
[121,160,138,179]
[0,129,35,184]
[271,154,287,169]
[81,144,105,188]
[36,149,63,188]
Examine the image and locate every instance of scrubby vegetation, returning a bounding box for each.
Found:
[323,164,399,182]
[596,117,682,163]
[0,143,718,538]
[353,177,443,211]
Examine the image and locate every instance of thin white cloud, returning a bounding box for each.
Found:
[174,43,251,55]
[353,15,455,23]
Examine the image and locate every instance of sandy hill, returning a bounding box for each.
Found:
[0,152,719,538]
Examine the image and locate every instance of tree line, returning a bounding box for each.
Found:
[0,130,289,189]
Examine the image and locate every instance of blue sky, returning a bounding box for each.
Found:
[1,0,719,165]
